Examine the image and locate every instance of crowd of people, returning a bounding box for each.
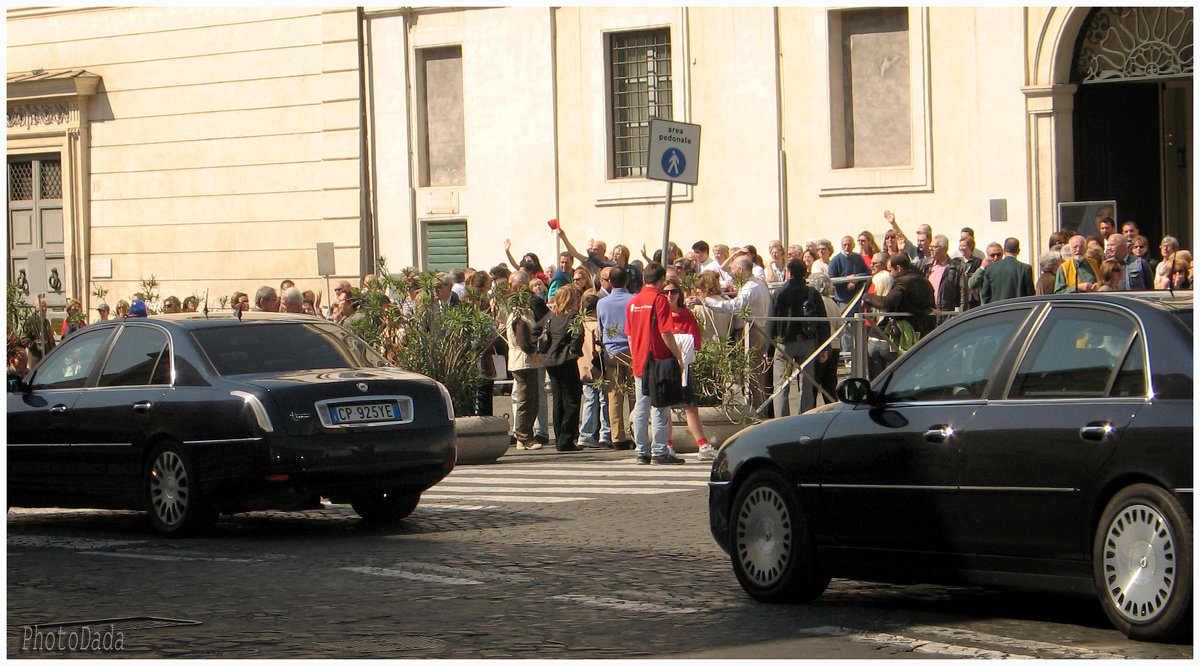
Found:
[8,212,1193,465]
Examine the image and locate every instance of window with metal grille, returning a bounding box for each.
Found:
[425,220,467,271]
[610,29,672,179]
[40,160,62,199]
[9,161,33,201]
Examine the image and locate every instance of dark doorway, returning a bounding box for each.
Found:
[1073,82,1161,241]
[1073,78,1193,251]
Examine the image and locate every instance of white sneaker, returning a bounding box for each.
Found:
[526,441,543,450]
[697,444,717,461]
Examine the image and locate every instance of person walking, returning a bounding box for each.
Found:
[537,284,586,452]
[626,262,686,465]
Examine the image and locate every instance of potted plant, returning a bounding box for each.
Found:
[348,259,510,464]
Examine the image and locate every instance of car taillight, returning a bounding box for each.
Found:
[231,390,275,433]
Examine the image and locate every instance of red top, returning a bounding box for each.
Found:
[669,307,702,350]
[625,285,673,377]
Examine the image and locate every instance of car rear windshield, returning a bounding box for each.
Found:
[1171,309,1192,332]
[191,322,391,376]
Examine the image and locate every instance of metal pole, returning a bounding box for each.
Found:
[661,180,673,265]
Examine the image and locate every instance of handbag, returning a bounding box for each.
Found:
[642,307,684,407]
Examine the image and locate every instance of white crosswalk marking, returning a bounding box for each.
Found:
[422,457,711,507]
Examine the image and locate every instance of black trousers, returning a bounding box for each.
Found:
[546,361,582,450]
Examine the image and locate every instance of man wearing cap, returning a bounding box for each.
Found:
[128,299,149,317]
[96,302,110,322]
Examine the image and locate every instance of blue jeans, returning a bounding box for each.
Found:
[578,382,611,442]
[632,374,671,457]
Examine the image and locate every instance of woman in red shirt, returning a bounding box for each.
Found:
[663,278,716,461]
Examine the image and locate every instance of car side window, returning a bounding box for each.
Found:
[883,308,1029,402]
[1010,307,1139,399]
[98,326,171,387]
[28,328,112,390]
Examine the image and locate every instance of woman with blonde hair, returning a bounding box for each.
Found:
[858,230,881,259]
[537,284,585,452]
[690,271,734,341]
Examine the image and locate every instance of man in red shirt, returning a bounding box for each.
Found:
[625,262,685,465]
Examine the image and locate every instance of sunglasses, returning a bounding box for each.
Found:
[988,253,1002,259]
[662,289,680,295]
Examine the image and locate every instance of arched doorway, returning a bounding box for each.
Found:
[1070,7,1192,250]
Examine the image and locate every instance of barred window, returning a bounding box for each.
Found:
[610,29,672,179]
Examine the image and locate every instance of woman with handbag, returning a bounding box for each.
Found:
[664,279,716,461]
[535,284,586,452]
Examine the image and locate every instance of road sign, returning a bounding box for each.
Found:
[646,118,700,185]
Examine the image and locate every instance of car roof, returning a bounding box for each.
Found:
[998,291,1192,315]
[98,312,328,330]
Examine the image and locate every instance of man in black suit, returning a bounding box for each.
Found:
[980,238,1035,304]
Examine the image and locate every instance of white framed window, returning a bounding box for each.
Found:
[820,7,932,196]
[586,8,692,207]
[609,28,673,179]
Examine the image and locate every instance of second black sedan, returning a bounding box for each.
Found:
[8,312,457,536]
[709,292,1192,642]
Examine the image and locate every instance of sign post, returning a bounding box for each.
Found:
[646,118,700,265]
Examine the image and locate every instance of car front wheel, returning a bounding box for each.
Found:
[1093,484,1192,642]
[729,469,828,603]
[146,443,217,537]
[351,488,422,523]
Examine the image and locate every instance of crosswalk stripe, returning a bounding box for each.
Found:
[420,458,711,507]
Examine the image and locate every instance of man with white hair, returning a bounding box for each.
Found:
[1054,235,1100,293]
[1105,234,1151,290]
[690,255,772,411]
[280,287,304,313]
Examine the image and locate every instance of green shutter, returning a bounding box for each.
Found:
[426,220,468,271]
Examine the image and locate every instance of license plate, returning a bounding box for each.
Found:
[330,402,398,424]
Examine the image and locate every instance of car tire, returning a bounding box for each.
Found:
[351,488,422,523]
[146,443,217,537]
[1093,483,1192,642]
[729,469,829,603]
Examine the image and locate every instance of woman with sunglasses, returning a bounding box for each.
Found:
[662,278,716,461]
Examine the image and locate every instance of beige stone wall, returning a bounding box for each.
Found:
[7,6,363,314]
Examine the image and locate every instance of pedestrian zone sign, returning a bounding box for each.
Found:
[646,118,700,185]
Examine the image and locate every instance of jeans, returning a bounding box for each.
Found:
[772,338,817,417]
[578,382,611,442]
[632,373,671,458]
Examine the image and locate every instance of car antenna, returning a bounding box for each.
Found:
[201,290,210,319]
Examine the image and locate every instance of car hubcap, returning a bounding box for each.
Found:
[1101,503,1176,623]
[150,451,189,526]
[736,486,792,587]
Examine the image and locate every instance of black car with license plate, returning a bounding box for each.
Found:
[708,292,1192,642]
[8,312,457,536]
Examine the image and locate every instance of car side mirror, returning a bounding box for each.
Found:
[8,371,29,394]
[836,377,875,405]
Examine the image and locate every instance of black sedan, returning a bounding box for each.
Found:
[8,312,457,536]
[709,292,1192,642]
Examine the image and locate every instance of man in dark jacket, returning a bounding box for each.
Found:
[918,235,967,322]
[769,260,831,417]
[863,253,937,339]
[981,237,1035,304]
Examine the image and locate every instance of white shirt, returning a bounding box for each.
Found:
[451,283,467,299]
[699,256,733,289]
[703,275,771,328]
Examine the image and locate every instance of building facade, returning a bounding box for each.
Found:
[7,6,1192,321]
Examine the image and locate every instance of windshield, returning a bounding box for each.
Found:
[191,321,391,376]
[1171,309,1192,333]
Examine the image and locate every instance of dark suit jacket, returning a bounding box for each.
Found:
[980,256,1035,304]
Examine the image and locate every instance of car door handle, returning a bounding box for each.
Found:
[132,401,154,414]
[1079,422,1115,442]
[48,404,68,416]
[924,425,955,443]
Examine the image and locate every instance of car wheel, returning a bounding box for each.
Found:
[729,469,828,603]
[351,488,422,523]
[1094,484,1192,642]
[146,443,216,537]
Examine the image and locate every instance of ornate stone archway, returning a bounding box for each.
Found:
[1024,7,1193,249]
